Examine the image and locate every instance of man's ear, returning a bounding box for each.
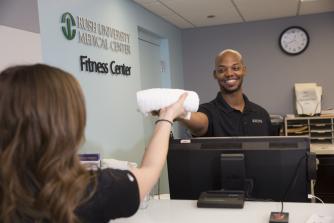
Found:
[242,65,247,76]
[213,70,218,79]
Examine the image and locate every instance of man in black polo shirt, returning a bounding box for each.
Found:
[178,49,272,137]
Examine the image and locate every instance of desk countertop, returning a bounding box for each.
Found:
[112,199,334,223]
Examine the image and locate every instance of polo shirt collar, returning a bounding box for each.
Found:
[216,92,255,113]
[243,94,256,113]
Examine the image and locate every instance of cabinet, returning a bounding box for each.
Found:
[314,155,334,203]
[285,116,334,202]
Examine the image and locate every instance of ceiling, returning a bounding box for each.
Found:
[133,0,334,29]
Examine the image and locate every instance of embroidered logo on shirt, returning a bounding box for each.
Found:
[127,173,135,182]
[252,119,263,124]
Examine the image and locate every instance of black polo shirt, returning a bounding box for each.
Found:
[198,92,272,137]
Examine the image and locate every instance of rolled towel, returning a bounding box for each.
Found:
[136,88,199,120]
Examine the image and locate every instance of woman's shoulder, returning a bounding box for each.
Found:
[76,168,140,222]
[96,168,137,185]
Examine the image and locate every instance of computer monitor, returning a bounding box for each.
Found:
[167,136,313,202]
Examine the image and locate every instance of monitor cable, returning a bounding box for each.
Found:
[244,178,254,198]
[308,194,325,204]
[280,153,307,213]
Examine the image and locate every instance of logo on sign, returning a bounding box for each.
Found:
[61,12,76,40]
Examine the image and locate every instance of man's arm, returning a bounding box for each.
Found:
[178,112,209,137]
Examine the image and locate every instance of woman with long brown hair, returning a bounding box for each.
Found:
[0,64,187,223]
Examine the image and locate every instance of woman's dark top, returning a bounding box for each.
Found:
[76,168,140,223]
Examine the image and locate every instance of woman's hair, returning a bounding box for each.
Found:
[0,64,93,223]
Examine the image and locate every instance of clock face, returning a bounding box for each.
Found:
[279,26,309,55]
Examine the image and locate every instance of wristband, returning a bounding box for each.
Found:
[155,119,173,126]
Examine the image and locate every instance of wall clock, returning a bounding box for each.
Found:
[279,26,309,55]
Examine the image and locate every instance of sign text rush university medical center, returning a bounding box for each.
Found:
[61,12,132,76]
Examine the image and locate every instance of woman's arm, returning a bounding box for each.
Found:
[130,93,187,201]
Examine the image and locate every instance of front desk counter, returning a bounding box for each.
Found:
[112,199,334,223]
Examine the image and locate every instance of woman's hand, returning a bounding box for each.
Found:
[158,93,188,122]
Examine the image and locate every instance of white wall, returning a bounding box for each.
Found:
[37,0,184,165]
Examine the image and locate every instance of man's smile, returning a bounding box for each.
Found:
[223,77,240,84]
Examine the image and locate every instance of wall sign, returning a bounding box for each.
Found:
[60,12,132,76]
[61,12,131,54]
[80,55,131,76]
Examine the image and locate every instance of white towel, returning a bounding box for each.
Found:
[136,88,199,120]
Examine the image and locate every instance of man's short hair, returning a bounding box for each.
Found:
[215,49,244,67]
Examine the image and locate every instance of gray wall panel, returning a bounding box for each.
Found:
[182,12,334,115]
[0,0,39,33]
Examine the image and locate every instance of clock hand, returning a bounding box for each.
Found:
[286,39,295,44]
[286,34,297,44]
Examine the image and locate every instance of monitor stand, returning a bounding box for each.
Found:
[197,153,248,208]
[220,153,246,190]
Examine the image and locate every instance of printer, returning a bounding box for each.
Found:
[295,83,322,116]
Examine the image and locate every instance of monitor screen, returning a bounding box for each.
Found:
[167,136,311,202]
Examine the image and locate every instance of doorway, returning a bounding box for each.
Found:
[138,27,171,195]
